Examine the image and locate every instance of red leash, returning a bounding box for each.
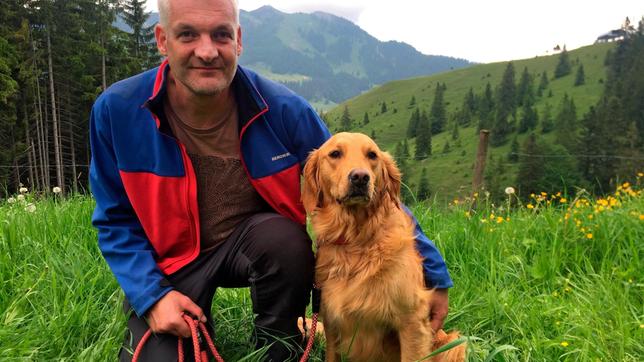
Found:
[132,314,223,362]
[131,313,319,362]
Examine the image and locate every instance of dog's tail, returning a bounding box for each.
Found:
[431,329,466,362]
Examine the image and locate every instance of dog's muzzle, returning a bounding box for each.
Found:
[339,169,371,205]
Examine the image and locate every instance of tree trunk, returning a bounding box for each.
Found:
[24,97,35,189]
[47,27,64,193]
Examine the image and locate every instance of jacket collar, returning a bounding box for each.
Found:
[145,59,269,132]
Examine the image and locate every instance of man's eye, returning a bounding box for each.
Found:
[178,31,196,39]
[213,31,232,40]
[329,150,341,159]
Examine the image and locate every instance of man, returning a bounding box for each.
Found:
[89,0,453,360]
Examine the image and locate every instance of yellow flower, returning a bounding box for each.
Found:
[628,278,633,283]
[588,214,593,219]
[541,192,547,196]
[464,211,471,218]
[560,341,569,347]
[586,233,593,239]
[559,198,567,203]
[564,287,571,292]
[639,214,644,221]
[640,324,644,329]
[527,203,534,209]
[556,192,562,197]
[622,182,630,189]
[638,172,643,177]
[496,216,504,224]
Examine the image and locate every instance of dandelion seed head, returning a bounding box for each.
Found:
[52,186,62,194]
[19,187,28,194]
[7,197,16,204]
[24,203,36,213]
[505,186,515,195]
[17,194,25,201]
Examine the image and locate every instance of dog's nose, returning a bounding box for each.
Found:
[349,169,370,187]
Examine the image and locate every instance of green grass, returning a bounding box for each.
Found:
[323,42,617,202]
[1,180,642,360]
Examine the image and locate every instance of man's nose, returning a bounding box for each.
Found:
[194,37,219,62]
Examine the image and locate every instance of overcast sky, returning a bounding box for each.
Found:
[146,0,643,63]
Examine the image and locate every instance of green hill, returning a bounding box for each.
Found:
[323,42,618,202]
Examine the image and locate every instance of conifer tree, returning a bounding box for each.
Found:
[122,0,158,71]
[554,93,578,152]
[491,62,516,146]
[406,107,420,138]
[537,71,549,97]
[574,64,585,86]
[516,66,534,107]
[415,110,432,159]
[516,133,544,196]
[363,111,369,125]
[478,82,495,130]
[430,83,447,134]
[381,101,387,113]
[508,137,520,162]
[541,103,554,133]
[442,141,450,154]
[518,102,538,133]
[451,121,460,140]
[417,168,431,200]
[340,105,352,131]
[554,46,572,78]
[409,95,416,107]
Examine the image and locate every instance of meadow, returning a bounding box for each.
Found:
[0,177,642,361]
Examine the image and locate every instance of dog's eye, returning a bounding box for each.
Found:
[329,150,342,159]
[367,151,378,160]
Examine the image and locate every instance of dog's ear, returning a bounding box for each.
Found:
[302,149,324,213]
[381,151,401,206]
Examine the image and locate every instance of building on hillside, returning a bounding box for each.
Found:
[595,29,627,43]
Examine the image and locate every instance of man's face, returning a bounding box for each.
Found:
[155,0,242,96]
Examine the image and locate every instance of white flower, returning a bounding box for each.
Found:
[7,197,16,204]
[505,186,515,195]
[19,187,28,194]
[25,203,36,213]
[17,194,25,201]
[52,186,62,194]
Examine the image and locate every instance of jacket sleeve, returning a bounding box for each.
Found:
[402,205,453,289]
[89,97,173,317]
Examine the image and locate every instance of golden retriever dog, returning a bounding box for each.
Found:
[302,132,465,362]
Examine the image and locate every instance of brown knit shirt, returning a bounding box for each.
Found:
[164,94,269,252]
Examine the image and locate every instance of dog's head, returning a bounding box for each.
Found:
[302,132,401,213]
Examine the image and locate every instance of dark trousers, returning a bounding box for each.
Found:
[119,213,314,361]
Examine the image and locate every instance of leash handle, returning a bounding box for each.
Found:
[132,314,223,362]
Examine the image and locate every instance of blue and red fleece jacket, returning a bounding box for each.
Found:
[89,60,453,317]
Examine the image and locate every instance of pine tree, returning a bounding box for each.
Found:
[417,168,431,200]
[381,101,387,113]
[508,137,520,162]
[478,82,494,130]
[340,105,352,131]
[442,141,450,154]
[516,133,544,196]
[430,83,447,134]
[491,62,516,146]
[554,45,572,78]
[122,0,158,71]
[574,64,586,86]
[554,93,578,152]
[516,67,534,107]
[541,103,554,133]
[415,110,432,160]
[537,71,549,97]
[363,111,369,125]
[518,102,538,133]
[406,107,420,138]
[409,95,416,107]
[371,129,376,140]
[451,121,460,140]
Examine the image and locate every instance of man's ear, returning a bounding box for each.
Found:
[302,149,324,213]
[155,24,167,56]
[236,26,243,56]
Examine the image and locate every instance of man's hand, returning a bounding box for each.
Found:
[429,288,449,332]
[146,290,206,338]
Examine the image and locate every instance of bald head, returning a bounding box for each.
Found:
[158,0,240,27]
